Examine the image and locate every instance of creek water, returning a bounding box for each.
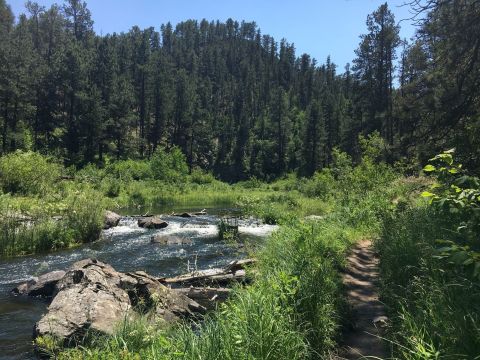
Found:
[0,206,277,360]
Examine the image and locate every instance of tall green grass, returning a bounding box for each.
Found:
[0,189,104,257]
[378,206,480,359]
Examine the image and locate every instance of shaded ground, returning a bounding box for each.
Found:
[336,239,388,359]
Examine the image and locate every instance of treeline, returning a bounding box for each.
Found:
[0,0,479,180]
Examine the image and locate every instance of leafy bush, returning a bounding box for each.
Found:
[101,177,121,198]
[189,169,216,184]
[422,149,480,279]
[106,159,152,182]
[75,164,106,186]
[237,177,264,189]
[300,169,335,199]
[150,147,188,182]
[0,151,61,196]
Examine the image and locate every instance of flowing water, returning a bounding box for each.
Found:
[0,206,277,360]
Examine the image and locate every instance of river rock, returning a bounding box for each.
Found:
[173,212,193,218]
[35,259,132,342]
[138,216,168,229]
[12,270,66,297]
[151,235,193,245]
[104,211,122,229]
[34,259,205,345]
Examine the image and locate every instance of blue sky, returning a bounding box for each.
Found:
[8,0,417,69]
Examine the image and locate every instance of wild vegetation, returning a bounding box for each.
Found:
[0,0,479,359]
[378,151,480,359]
[43,138,409,359]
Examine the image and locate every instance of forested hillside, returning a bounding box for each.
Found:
[1,1,480,359]
[1,0,478,180]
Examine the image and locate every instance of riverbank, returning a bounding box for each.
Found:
[0,151,328,258]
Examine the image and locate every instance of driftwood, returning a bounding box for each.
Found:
[163,268,247,287]
[175,287,231,310]
[162,259,255,288]
[224,259,256,273]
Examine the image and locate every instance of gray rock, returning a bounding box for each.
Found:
[104,211,122,229]
[12,270,66,297]
[34,259,204,346]
[137,216,168,229]
[150,235,193,245]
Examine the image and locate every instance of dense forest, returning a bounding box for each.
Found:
[1,0,478,180]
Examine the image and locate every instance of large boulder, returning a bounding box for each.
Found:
[104,211,122,229]
[34,259,204,345]
[151,235,192,245]
[12,270,66,297]
[34,259,133,342]
[137,216,168,229]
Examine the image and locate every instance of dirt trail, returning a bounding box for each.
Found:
[336,239,388,359]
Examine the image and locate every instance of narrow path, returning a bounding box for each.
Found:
[336,239,388,359]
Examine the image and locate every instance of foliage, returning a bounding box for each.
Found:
[0,151,61,196]
[106,160,152,182]
[150,147,188,182]
[421,149,480,279]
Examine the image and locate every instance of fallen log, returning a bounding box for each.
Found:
[162,259,255,288]
[224,258,256,273]
[163,268,247,287]
[175,287,231,310]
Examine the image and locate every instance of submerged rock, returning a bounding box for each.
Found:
[104,211,122,229]
[34,258,204,345]
[150,234,193,245]
[12,270,66,297]
[137,216,169,229]
[173,212,193,218]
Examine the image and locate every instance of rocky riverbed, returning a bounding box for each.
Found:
[0,208,277,360]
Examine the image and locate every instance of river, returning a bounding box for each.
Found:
[0,206,277,360]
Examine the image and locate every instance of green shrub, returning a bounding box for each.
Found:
[189,169,216,184]
[0,151,61,196]
[300,169,335,198]
[150,147,188,182]
[101,177,121,198]
[75,164,106,186]
[106,159,152,182]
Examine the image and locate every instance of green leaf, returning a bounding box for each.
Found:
[421,191,435,198]
[423,164,436,172]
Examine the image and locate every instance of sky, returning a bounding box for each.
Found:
[8,0,418,69]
